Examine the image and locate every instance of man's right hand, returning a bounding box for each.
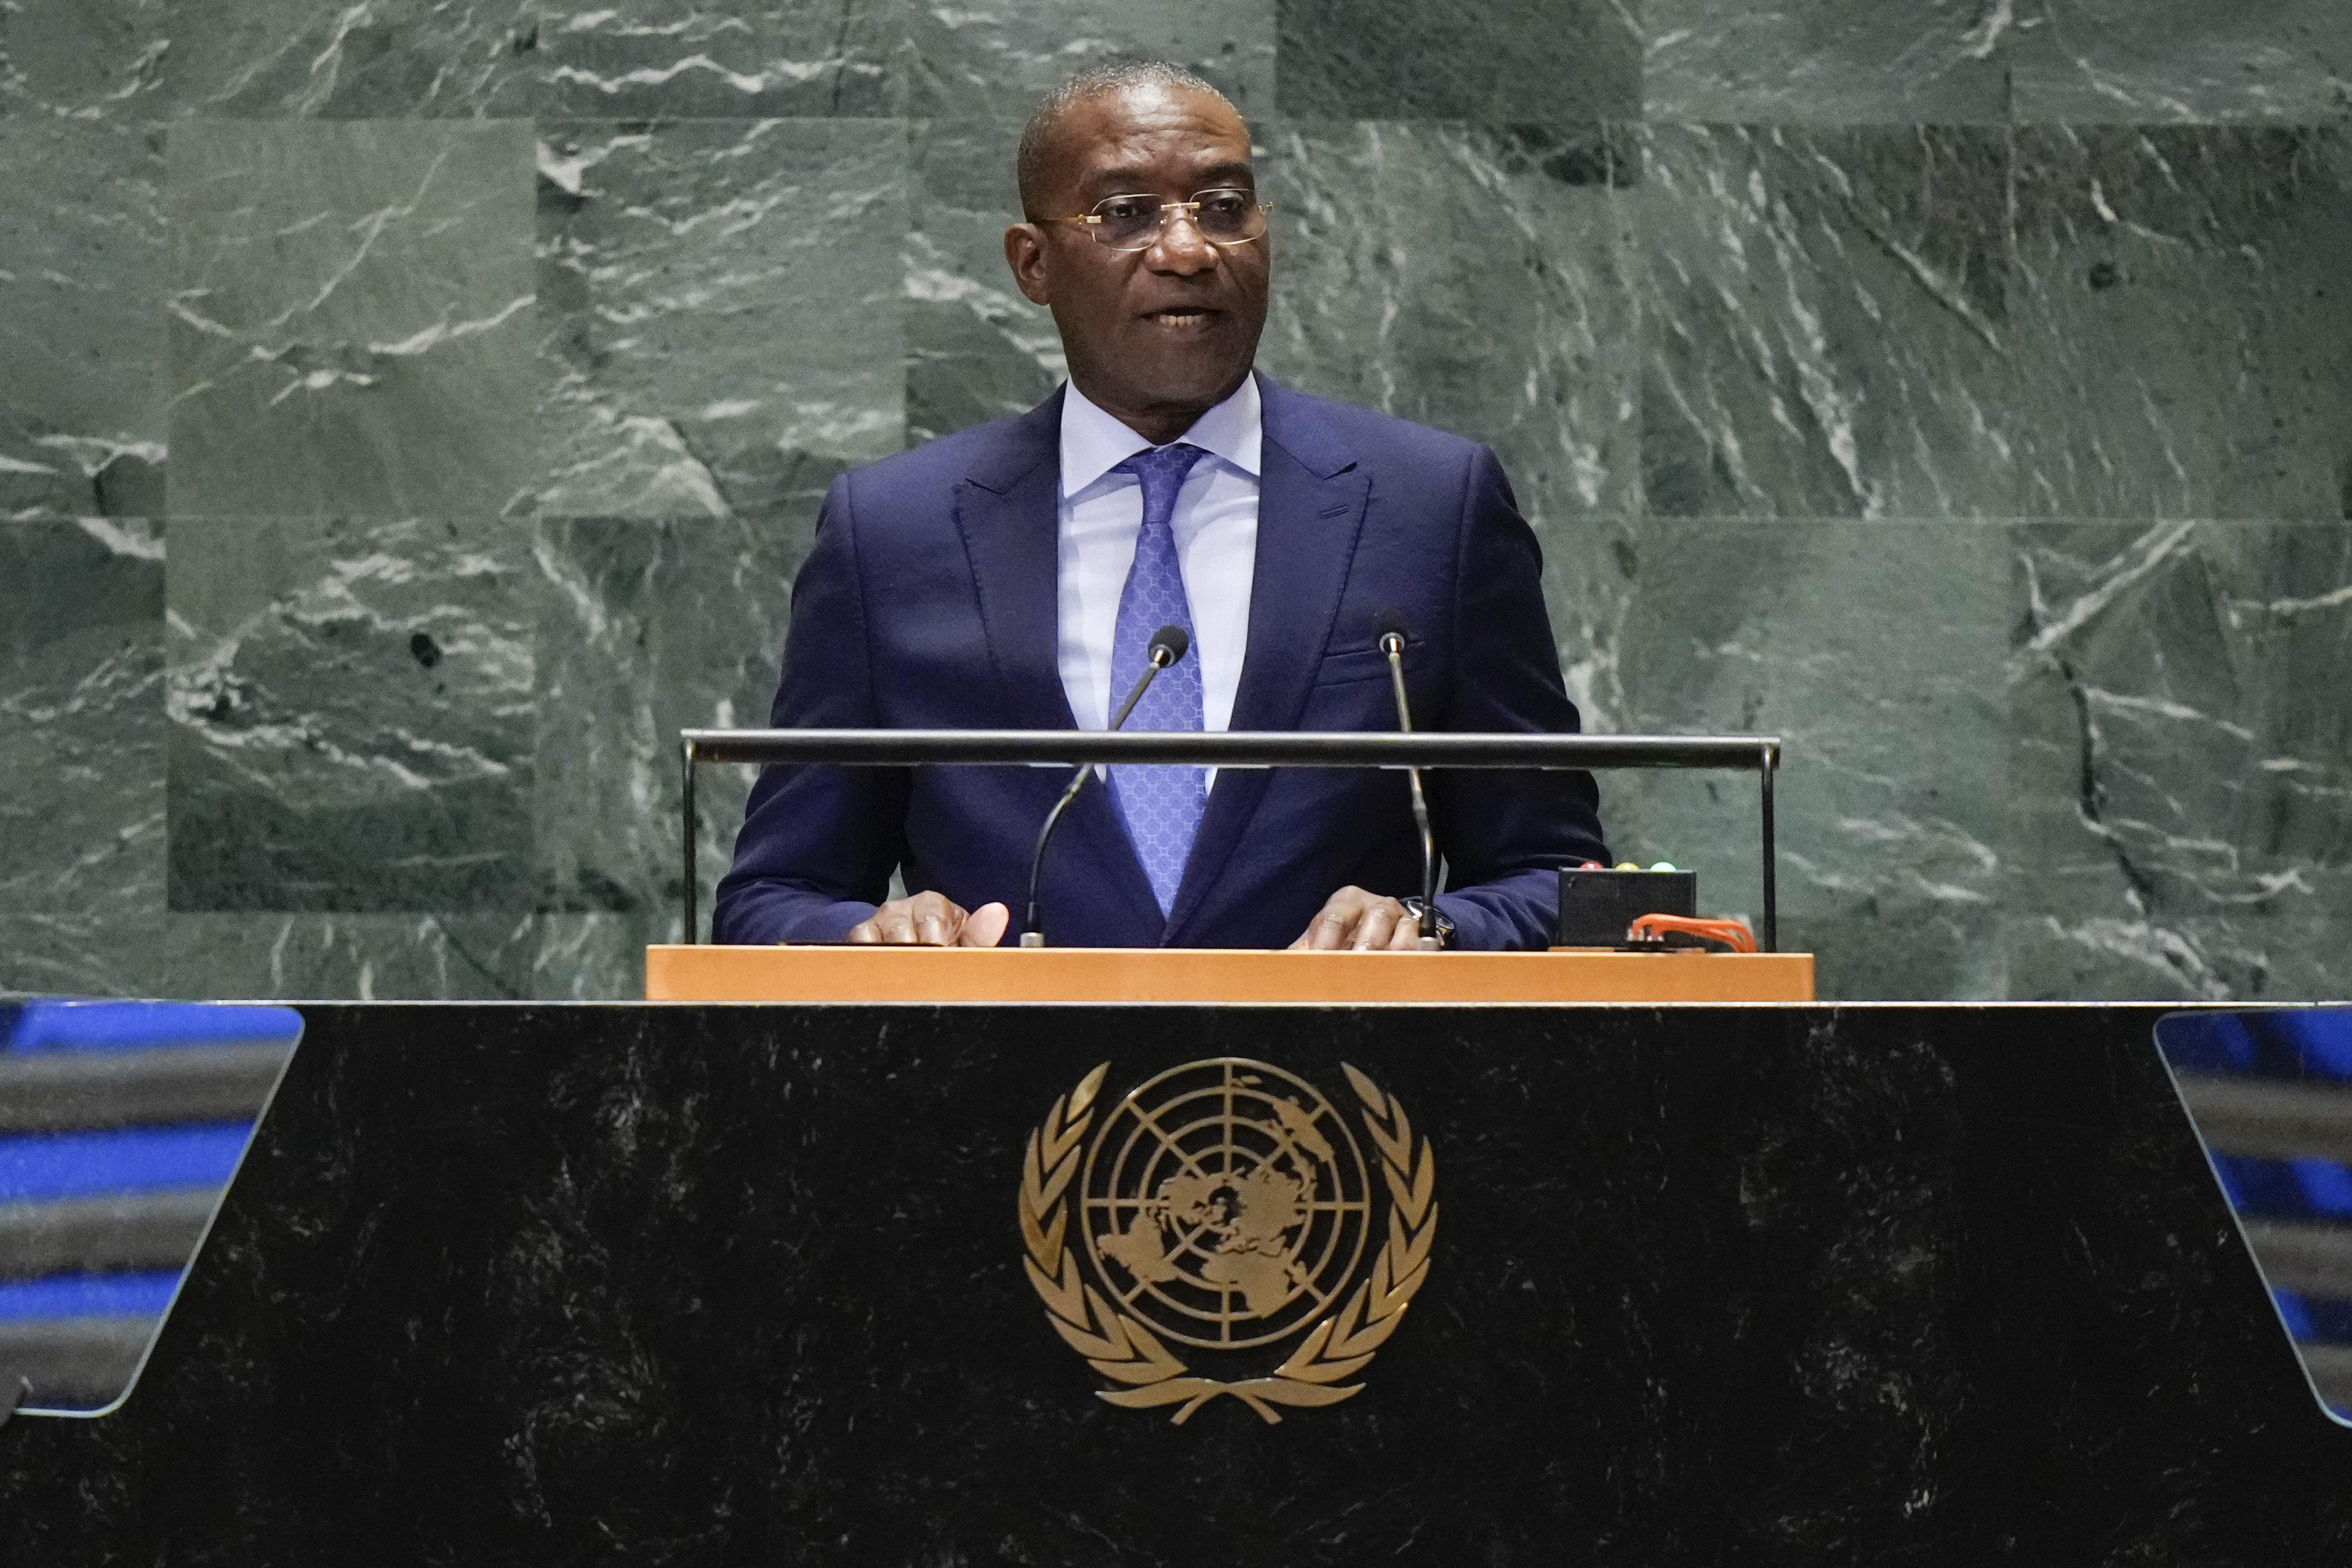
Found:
[843,891,1010,947]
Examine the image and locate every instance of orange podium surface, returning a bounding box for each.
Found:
[643,944,1814,1004]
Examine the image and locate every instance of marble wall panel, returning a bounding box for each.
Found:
[531,0,905,118]
[1640,124,2018,519]
[155,913,540,999]
[1259,121,1639,519]
[534,118,905,521]
[2011,125,2352,521]
[2008,519,2352,1000]
[1543,514,2009,999]
[0,914,166,1000]
[2014,0,2352,124]
[1644,0,2018,124]
[531,513,813,940]
[907,0,1274,121]
[0,0,2346,1005]
[166,515,535,913]
[905,117,1062,444]
[2,912,643,1001]
[0,522,166,924]
[2004,914,2347,1001]
[0,122,165,520]
[165,120,536,520]
[154,0,536,118]
[0,0,168,117]
[529,913,653,999]
[1276,0,1638,120]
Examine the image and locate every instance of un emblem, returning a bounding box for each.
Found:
[1018,1058,1438,1424]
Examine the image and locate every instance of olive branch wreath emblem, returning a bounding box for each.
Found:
[1018,1061,1438,1425]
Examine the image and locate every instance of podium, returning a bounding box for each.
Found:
[3,1000,2334,1562]
[643,943,1816,1003]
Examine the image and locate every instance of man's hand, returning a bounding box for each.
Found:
[844,892,1010,947]
[1289,886,1423,951]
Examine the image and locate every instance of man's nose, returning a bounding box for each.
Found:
[1144,208,1219,273]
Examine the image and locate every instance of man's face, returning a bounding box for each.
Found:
[1005,85,1270,435]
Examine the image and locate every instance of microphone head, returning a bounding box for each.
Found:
[1150,624,1190,666]
[1373,608,1409,654]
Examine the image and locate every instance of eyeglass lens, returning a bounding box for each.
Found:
[1089,189,1265,249]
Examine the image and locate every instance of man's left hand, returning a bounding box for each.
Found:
[1290,886,1423,951]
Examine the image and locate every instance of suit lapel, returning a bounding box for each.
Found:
[953,388,1166,938]
[1165,376,1367,942]
[952,392,1076,732]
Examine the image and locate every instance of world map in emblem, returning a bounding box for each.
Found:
[1080,1058,1372,1350]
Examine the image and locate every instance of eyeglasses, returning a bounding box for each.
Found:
[1045,188,1273,252]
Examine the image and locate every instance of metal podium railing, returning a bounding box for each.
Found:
[678,730,1782,950]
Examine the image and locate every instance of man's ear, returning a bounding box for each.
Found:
[1004,222,1053,307]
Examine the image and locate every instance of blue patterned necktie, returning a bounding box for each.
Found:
[1108,442,1211,917]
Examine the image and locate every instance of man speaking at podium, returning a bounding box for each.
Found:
[714,61,1608,953]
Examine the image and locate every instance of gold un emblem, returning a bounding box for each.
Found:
[1018,1058,1438,1424]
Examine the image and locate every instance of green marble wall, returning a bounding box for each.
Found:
[1,1,2346,1001]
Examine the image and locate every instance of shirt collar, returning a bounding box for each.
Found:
[1059,373,1263,499]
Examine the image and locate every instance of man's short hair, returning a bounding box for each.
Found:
[1016,59,1239,218]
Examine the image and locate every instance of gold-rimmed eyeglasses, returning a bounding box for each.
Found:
[1043,188,1273,251]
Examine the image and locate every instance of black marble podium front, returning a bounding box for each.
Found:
[6,1004,2350,1563]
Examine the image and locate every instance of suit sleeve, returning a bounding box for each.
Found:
[710,474,909,943]
[1427,446,1610,951]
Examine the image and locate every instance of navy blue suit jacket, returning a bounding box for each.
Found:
[712,375,1608,950]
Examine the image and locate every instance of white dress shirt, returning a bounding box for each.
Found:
[1056,377,1261,762]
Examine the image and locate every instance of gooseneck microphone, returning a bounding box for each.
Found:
[1020,625,1191,947]
[1375,612,1442,951]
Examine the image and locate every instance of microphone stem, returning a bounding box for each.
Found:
[1384,643,1440,947]
[1022,772,1092,945]
[1022,649,1170,946]
[1108,651,1166,733]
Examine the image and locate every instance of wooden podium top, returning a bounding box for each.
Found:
[643,945,1814,1004]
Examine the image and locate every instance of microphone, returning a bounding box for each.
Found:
[1020,624,1190,947]
[1375,612,1442,951]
